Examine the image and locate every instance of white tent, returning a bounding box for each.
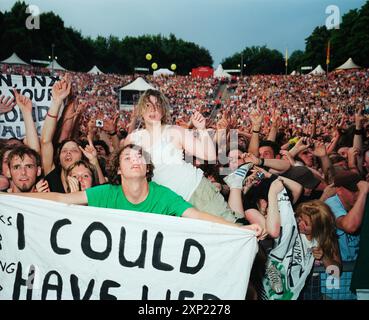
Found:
[214,64,231,79]
[46,60,67,71]
[336,58,361,70]
[153,68,174,77]
[120,77,155,91]
[1,53,29,65]
[88,65,104,75]
[309,65,325,75]
[118,77,155,110]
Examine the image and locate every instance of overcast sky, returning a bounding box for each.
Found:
[0,0,366,66]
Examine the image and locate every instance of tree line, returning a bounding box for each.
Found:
[0,2,212,75]
[222,0,369,74]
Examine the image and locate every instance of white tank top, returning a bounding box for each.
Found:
[131,126,203,201]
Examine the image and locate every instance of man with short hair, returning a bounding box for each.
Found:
[6,145,42,193]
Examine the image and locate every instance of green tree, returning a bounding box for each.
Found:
[221,46,284,75]
[288,50,305,73]
[303,26,332,68]
[0,1,213,74]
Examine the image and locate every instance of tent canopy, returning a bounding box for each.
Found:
[119,77,155,91]
[214,64,231,79]
[88,65,104,74]
[1,53,29,65]
[153,68,174,77]
[309,65,325,75]
[119,77,156,110]
[47,59,67,71]
[336,58,361,70]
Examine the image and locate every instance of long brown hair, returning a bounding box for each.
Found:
[296,200,341,265]
[136,89,171,125]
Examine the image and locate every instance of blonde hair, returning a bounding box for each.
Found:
[136,89,171,125]
[296,200,340,264]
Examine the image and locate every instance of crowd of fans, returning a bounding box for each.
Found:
[0,62,368,300]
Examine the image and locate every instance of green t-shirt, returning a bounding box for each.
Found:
[86,181,192,217]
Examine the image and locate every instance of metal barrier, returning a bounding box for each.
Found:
[300,261,356,300]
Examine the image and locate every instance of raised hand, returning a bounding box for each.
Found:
[176,118,190,129]
[12,89,33,113]
[79,136,98,165]
[294,137,310,152]
[357,180,369,194]
[241,152,259,165]
[244,171,259,189]
[67,176,80,193]
[0,94,16,114]
[312,141,327,158]
[52,78,71,103]
[35,179,50,193]
[271,109,281,127]
[216,117,229,131]
[87,117,98,138]
[102,114,118,134]
[355,107,364,129]
[249,108,264,130]
[190,111,206,130]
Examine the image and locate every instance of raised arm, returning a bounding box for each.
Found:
[288,137,309,158]
[267,109,281,142]
[353,110,364,173]
[0,95,16,115]
[127,105,139,134]
[181,111,216,161]
[242,152,291,173]
[335,181,368,234]
[312,141,335,184]
[101,114,120,151]
[79,136,106,184]
[248,108,263,157]
[265,179,285,238]
[12,89,40,152]
[40,78,71,175]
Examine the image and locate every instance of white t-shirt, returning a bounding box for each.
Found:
[263,189,317,300]
[130,126,203,201]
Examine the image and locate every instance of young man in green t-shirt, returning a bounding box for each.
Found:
[5,144,261,235]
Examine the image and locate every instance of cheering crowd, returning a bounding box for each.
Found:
[1,63,369,300]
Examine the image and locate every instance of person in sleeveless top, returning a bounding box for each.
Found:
[124,89,243,223]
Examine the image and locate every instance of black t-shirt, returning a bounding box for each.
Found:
[45,166,66,193]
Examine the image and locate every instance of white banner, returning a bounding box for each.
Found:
[0,196,258,300]
[0,74,59,139]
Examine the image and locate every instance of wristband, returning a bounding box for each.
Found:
[253,130,260,134]
[108,131,117,136]
[47,111,58,119]
[354,129,363,135]
[259,158,265,167]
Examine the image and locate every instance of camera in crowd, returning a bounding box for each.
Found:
[95,119,104,127]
